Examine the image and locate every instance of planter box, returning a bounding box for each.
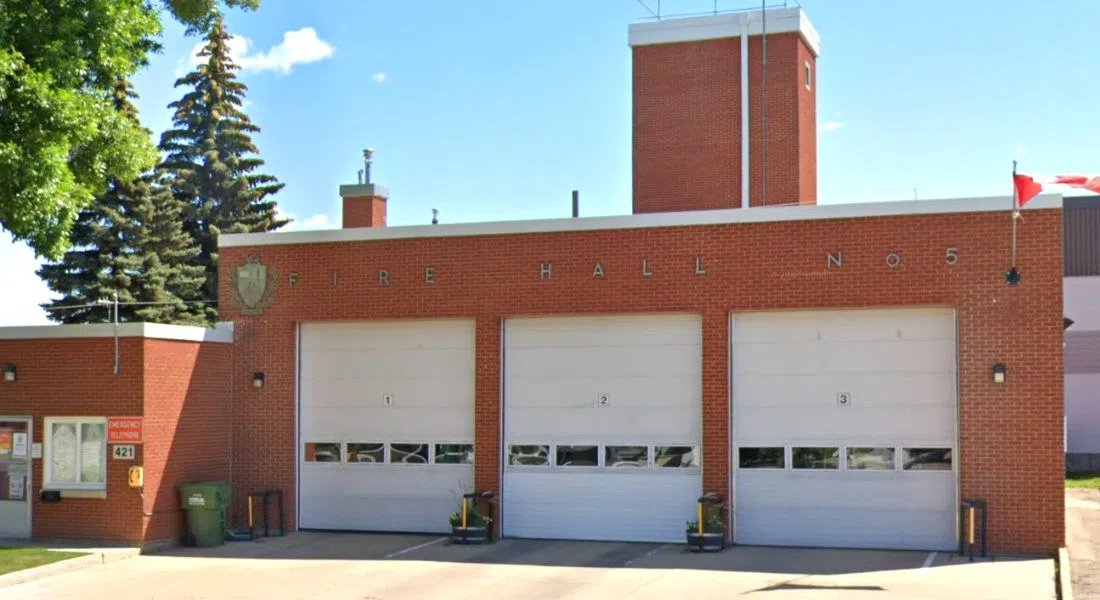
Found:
[686,531,725,552]
[451,525,489,545]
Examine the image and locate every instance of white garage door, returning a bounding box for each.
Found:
[732,308,958,551]
[298,320,475,532]
[502,314,702,543]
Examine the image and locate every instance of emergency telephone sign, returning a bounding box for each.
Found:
[107,417,143,444]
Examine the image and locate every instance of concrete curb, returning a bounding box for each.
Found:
[0,549,137,590]
[1060,547,1074,600]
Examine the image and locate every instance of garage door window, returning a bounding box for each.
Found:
[738,447,785,469]
[346,443,385,463]
[390,443,429,464]
[509,444,550,466]
[654,446,699,468]
[792,447,839,469]
[305,442,341,463]
[847,447,895,470]
[435,443,474,464]
[902,448,952,471]
[556,445,598,467]
[605,446,648,467]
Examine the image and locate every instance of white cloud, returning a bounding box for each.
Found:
[1015,144,1027,154]
[0,237,53,326]
[182,27,334,77]
[823,121,844,131]
[372,72,388,84]
[278,210,335,232]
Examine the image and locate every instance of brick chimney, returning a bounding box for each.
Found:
[341,148,388,228]
[630,7,820,213]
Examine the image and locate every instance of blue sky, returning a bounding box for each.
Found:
[2,0,1097,325]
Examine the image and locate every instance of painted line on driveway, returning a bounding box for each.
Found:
[624,544,667,567]
[921,551,938,572]
[384,536,448,559]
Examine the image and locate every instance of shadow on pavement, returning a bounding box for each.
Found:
[153,530,979,577]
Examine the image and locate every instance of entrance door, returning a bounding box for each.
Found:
[0,418,31,538]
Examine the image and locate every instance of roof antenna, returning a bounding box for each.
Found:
[431,208,439,225]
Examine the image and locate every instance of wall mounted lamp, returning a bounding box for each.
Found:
[252,372,265,389]
[2,364,15,382]
[992,363,1006,385]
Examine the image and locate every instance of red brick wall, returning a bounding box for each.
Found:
[229,319,297,531]
[474,318,501,535]
[342,195,387,228]
[797,40,817,205]
[0,338,144,543]
[746,33,815,208]
[141,339,233,544]
[220,208,1064,554]
[633,32,816,214]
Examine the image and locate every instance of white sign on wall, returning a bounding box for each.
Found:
[12,433,27,458]
[8,468,24,500]
[112,445,136,460]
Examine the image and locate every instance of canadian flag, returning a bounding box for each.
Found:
[1013,173,1100,206]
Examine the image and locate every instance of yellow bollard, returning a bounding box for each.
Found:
[968,506,975,545]
[248,496,254,531]
[697,503,704,536]
[461,497,468,529]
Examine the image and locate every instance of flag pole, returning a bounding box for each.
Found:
[1007,160,1021,285]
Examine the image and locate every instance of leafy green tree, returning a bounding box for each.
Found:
[0,0,258,259]
[160,15,286,322]
[38,79,206,326]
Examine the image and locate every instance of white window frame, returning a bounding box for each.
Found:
[805,60,812,90]
[652,444,702,469]
[552,443,601,469]
[735,446,787,470]
[901,445,955,472]
[506,443,551,467]
[843,445,899,472]
[303,441,342,464]
[344,442,386,465]
[388,442,431,465]
[432,441,474,465]
[43,417,108,491]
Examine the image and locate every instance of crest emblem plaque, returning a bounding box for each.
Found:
[229,256,277,314]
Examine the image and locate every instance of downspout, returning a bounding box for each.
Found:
[741,15,750,209]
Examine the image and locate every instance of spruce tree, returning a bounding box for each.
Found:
[38,78,206,325]
[160,15,286,323]
[131,173,208,325]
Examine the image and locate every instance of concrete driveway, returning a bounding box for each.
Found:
[3,532,1054,599]
[1068,487,1100,599]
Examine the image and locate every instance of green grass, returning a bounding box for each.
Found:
[0,548,87,576]
[1066,472,1100,488]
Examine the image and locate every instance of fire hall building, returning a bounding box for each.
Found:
[0,7,1065,554]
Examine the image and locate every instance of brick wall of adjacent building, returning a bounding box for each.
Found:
[219,207,1065,554]
[0,338,145,542]
[0,335,232,545]
[141,339,233,544]
[632,31,816,214]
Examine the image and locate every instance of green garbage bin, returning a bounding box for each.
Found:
[179,481,232,547]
